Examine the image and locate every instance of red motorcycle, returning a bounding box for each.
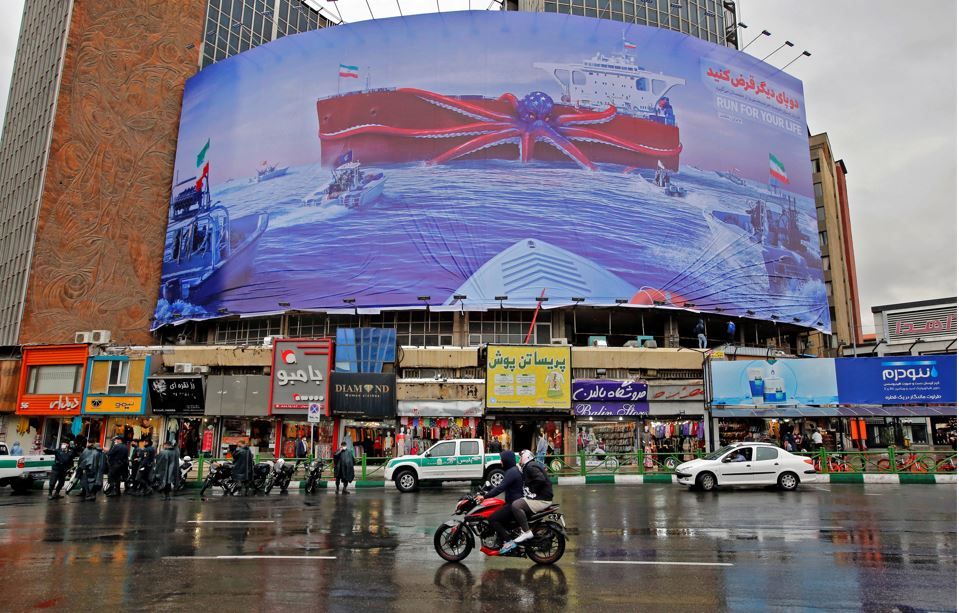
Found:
[433,486,567,565]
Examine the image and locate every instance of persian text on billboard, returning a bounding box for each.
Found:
[487,345,571,410]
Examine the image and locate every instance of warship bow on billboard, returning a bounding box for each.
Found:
[154,11,828,331]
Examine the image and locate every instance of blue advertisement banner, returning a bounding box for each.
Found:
[835,355,957,405]
[572,380,649,416]
[710,359,838,408]
[155,12,825,330]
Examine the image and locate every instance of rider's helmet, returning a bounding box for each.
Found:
[519,450,534,467]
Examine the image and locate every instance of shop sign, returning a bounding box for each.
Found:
[84,396,144,415]
[835,355,957,405]
[572,380,649,416]
[649,384,705,401]
[270,338,332,415]
[712,355,958,408]
[148,376,205,415]
[397,400,483,417]
[16,344,89,416]
[485,345,571,410]
[330,372,396,418]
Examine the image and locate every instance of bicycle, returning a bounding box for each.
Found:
[813,454,852,473]
[876,453,933,473]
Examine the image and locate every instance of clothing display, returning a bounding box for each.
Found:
[342,420,394,458]
[397,416,478,455]
[577,422,636,455]
[643,419,706,459]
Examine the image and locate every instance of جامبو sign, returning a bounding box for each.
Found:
[486,345,571,410]
[270,338,332,415]
[572,380,649,416]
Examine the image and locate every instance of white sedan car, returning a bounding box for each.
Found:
[675,442,817,491]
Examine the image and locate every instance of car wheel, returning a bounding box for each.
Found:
[395,469,418,493]
[778,471,799,491]
[485,469,505,489]
[696,472,716,492]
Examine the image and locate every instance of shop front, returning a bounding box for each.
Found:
[269,338,334,459]
[396,400,483,456]
[83,355,153,451]
[148,375,213,458]
[16,344,91,452]
[206,374,273,459]
[572,379,648,466]
[484,344,573,456]
[331,372,396,460]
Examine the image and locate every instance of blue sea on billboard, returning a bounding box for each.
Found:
[154,12,828,330]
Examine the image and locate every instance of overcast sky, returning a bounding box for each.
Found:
[0,0,955,334]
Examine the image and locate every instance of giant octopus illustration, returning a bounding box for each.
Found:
[317,88,682,170]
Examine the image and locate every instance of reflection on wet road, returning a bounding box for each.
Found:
[0,484,954,611]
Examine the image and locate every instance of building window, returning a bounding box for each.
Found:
[26,364,83,395]
[468,311,536,345]
[819,231,828,247]
[367,311,453,347]
[811,158,821,173]
[822,256,830,271]
[829,307,836,323]
[816,206,826,223]
[213,317,281,345]
[108,360,129,394]
[814,182,823,200]
[289,314,356,339]
[825,281,833,296]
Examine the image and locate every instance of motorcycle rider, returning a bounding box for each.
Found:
[104,436,129,496]
[499,449,554,554]
[48,442,74,500]
[475,450,524,548]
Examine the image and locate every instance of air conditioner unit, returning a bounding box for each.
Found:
[74,331,92,344]
[263,335,284,347]
[588,336,608,347]
[193,365,211,374]
[550,338,568,345]
[642,339,658,349]
[91,330,111,344]
[173,363,193,374]
[623,340,640,348]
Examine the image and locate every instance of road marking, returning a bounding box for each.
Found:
[589,560,733,567]
[164,555,335,560]
[186,520,275,524]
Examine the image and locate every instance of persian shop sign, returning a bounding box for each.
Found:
[270,338,332,414]
[16,344,89,416]
[84,396,144,415]
[572,380,649,416]
[486,345,571,410]
[155,11,825,333]
[149,376,205,415]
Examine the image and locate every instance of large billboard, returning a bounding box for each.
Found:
[154,12,826,330]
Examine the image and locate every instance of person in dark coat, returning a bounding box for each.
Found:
[135,439,157,496]
[477,451,523,546]
[295,436,309,459]
[105,437,129,497]
[78,442,105,502]
[48,442,74,500]
[154,442,181,500]
[231,442,255,496]
[333,441,355,494]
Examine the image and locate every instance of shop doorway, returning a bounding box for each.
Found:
[513,421,535,452]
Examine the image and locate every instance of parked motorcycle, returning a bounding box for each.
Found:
[264,458,299,495]
[433,484,567,565]
[175,456,194,492]
[304,460,325,494]
[200,461,239,496]
[249,460,274,495]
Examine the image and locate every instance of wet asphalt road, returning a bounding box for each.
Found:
[0,483,954,612]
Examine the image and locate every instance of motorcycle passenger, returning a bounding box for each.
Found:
[500,450,554,554]
[105,436,129,496]
[475,451,524,547]
[48,442,74,500]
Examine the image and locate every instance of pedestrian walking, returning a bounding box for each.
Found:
[78,442,105,502]
[105,437,129,496]
[694,319,707,349]
[136,439,157,496]
[11,441,23,455]
[154,442,181,500]
[295,435,309,459]
[535,429,548,464]
[333,441,355,494]
[48,442,74,500]
[231,442,254,496]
